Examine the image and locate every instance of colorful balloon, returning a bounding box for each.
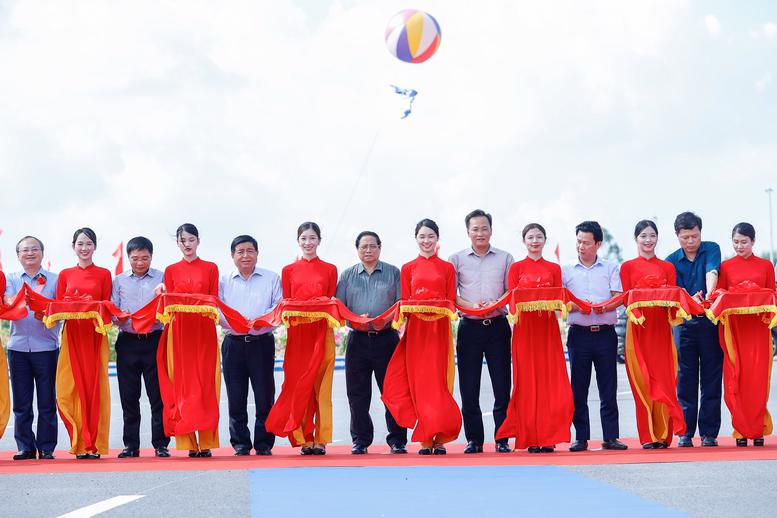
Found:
[385,10,441,64]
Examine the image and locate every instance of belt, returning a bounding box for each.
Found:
[462,315,506,327]
[570,324,614,333]
[227,333,270,343]
[353,328,395,337]
[120,330,162,340]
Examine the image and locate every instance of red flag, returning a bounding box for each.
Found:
[554,244,560,263]
[112,241,124,276]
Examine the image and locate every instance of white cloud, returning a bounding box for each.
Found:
[704,14,721,39]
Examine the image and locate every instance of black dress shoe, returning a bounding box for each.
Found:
[678,436,693,448]
[312,446,326,455]
[300,446,315,455]
[641,442,656,450]
[463,441,483,454]
[155,447,171,458]
[418,447,432,455]
[527,446,542,453]
[754,437,765,447]
[601,439,628,451]
[77,453,100,459]
[495,442,512,453]
[13,450,36,460]
[390,444,408,454]
[234,448,250,456]
[351,444,368,455]
[198,449,212,458]
[188,450,200,458]
[701,436,718,447]
[540,446,555,453]
[38,451,55,460]
[118,448,139,458]
[736,438,748,447]
[569,440,588,452]
[654,442,668,449]
[256,448,273,456]
[432,445,446,455]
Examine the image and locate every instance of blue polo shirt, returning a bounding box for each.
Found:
[665,241,721,297]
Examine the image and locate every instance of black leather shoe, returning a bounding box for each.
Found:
[118,448,139,458]
[540,446,555,453]
[569,440,588,452]
[38,450,55,460]
[701,436,718,447]
[418,447,432,455]
[736,438,748,447]
[390,444,408,454]
[463,441,483,454]
[433,445,446,455]
[198,449,212,458]
[155,447,171,458]
[495,442,512,453]
[188,450,200,458]
[312,445,326,455]
[13,450,36,460]
[300,446,314,455]
[527,446,541,453]
[601,439,628,451]
[256,448,273,456]
[641,442,656,450]
[234,448,250,456]
[351,444,368,455]
[754,437,765,447]
[654,442,668,449]
[678,436,693,447]
[77,453,100,459]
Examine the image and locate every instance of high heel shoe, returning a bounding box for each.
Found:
[754,437,764,447]
[736,438,747,447]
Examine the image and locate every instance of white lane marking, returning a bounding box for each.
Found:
[57,495,145,518]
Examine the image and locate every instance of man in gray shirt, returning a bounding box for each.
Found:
[449,210,513,453]
[111,237,169,458]
[336,231,407,455]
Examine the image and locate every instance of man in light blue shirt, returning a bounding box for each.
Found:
[562,221,626,452]
[219,235,282,456]
[111,236,169,458]
[4,236,59,460]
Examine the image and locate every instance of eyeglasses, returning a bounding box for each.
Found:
[358,244,380,251]
[18,247,42,254]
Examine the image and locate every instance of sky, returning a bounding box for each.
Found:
[1,0,776,276]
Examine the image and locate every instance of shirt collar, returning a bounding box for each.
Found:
[468,246,494,257]
[129,269,157,280]
[575,255,603,269]
[231,267,262,279]
[357,261,383,274]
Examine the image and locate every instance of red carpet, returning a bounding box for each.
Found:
[2,437,776,474]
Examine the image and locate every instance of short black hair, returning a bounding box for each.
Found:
[126,236,153,255]
[355,231,381,248]
[415,218,439,237]
[16,236,44,254]
[297,221,321,240]
[231,235,258,253]
[575,221,603,243]
[674,212,702,233]
[176,223,199,240]
[634,219,658,238]
[465,209,492,229]
[522,223,546,240]
[72,227,97,247]
[732,222,756,241]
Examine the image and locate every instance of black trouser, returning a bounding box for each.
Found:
[115,330,169,450]
[456,316,512,446]
[675,317,722,438]
[346,329,407,448]
[222,333,276,451]
[567,325,619,441]
[8,349,58,453]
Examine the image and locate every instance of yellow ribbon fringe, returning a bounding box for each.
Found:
[625,300,691,327]
[392,305,458,330]
[43,311,112,335]
[281,310,343,329]
[507,300,571,325]
[706,305,777,328]
[156,304,220,325]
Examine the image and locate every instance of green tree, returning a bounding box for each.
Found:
[602,227,623,263]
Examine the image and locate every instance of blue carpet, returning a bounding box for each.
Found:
[250,465,689,517]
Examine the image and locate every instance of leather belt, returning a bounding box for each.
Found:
[120,330,161,340]
[227,334,269,343]
[571,324,614,333]
[354,328,394,337]
[463,315,506,326]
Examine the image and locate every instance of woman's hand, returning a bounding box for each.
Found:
[154,283,167,296]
